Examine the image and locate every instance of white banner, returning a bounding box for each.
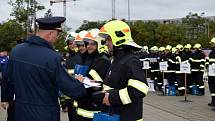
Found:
[159,61,168,71]
[209,65,215,76]
[143,61,150,69]
[180,63,191,74]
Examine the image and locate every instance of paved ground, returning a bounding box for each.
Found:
[143,82,215,121]
[0,83,214,121]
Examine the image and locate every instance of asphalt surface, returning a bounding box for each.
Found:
[0,83,214,121]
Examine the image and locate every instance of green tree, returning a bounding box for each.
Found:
[76,20,106,32]
[0,20,24,51]
[75,12,215,49]
[208,20,215,38]
[155,23,186,46]
[130,21,159,47]
[9,0,45,33]
[182,12,209,46]
[54,32,67,53]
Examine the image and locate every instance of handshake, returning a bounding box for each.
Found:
[75,74,102,88]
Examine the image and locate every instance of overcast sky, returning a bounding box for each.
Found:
[1,0,215,31]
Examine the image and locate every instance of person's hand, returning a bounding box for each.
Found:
[75,74,84,83]
[1,102,9,110]
[102,92,110,106]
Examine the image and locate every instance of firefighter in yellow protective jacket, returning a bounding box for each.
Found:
[189,44,205,95]
[75,29,111,121]
[97,20,149,121]
[206,38,215,106]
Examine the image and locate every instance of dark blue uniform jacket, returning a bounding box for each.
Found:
[0,56,12,102]
[7,36,86,121]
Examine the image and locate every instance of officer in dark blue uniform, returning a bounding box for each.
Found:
[0,51,15,121]
[0,51,9,84]
[6,17,86,121]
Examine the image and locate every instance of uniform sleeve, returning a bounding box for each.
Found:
[205,57,209,68]
[176,55,181,63]
[109,58,149,106]
[95,59,111,80]
[65,55,73,69]
[55,56,86,100]
[1,64,9,102]
[168,57,176,65]
[89,58,111,81]
[200,53,206,69]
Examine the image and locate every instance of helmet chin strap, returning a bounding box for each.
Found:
[113,45,139,55]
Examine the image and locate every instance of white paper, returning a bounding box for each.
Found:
[143,61,150,69]
[209,65,215,76]
[180,63,191,74]
[84,84,91,88]
[159,61,168,71]
[83,77,101,88]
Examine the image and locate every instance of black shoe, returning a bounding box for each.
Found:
[208,103,215,107]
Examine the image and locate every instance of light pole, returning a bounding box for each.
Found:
[32,0,36,34]
[26,0,37,37]
[112,0,116,19]
[128,0,130,21]
[26,0,30,38]
[208,22,210,38]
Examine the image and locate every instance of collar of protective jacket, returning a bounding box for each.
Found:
[25,35,54,50]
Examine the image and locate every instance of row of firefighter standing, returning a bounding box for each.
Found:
[0,18,149,121]
[61,28,111,121]
[140,44,206,96]
[138,42,215,105]
[59,21,149,121]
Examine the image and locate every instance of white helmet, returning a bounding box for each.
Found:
[142,46,148,52]
[150,46,158,51]
[85,28,108,53]
[74,30,88,42]
[83,28,100,41]
[65,32,78,42]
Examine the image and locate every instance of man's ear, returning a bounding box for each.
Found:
[44,30,52,39]
[49,30,55,35]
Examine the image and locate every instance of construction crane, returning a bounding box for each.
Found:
[26,0,36,38]
[50,0,79,30]
[50,0,78,17]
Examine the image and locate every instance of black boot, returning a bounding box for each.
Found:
[208,103,215,106]
[208,96,215,107]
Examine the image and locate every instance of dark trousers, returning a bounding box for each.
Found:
[191,71,204,95]
[66,101,77,121]
[176,73,184,95]
[208,76,215,103]
[150,71,161,90]
[208,76,215,94]
[165,72,175,86]
[7,101,15,121]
